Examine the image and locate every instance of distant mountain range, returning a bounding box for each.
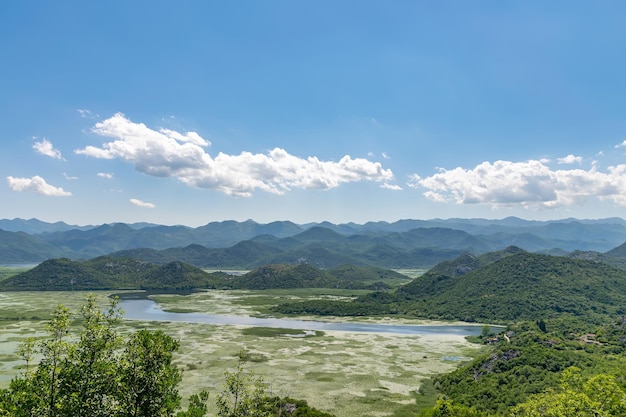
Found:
[2,217,626,268]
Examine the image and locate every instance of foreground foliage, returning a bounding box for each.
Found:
[0,295,189,416]
[0,295,335,417]
[216,351,335,417]
[418,317,626,416]
[511,367,626,417]
[418,367,626,417]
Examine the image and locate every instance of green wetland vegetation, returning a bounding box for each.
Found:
[0,290,485,417]
[3,245,626,416]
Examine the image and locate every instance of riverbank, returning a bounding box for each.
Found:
[0,291,490,417]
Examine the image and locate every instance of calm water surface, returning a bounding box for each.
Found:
[119,299,495,336]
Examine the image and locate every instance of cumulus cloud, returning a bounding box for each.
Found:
[7,176,72,196]
[409,159,626,208]
[33,138,63,160]
[75,113,394,196]
[557,154,583,164]
[97,172,114,179]
[130,198,155,208]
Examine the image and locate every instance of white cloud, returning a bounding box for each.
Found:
[382,152,390,160]
[130,198,155,208]
[615,140,626,148]
[409,159,626,208]
[75,113,394,196]
[33,138,63,160]
[63,173,78,180]
[381,183,402,191]
[97,172,114,179]
[557,154,583,164]
[78,109,99,119]
[159,128,210,147]
[7,176,72,196]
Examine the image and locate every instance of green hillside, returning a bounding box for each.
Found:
[232,263,338,289]
[327,264,408,283]
[403,251,626,323]
[430,315,626,415]
[274,248,626,325]
[0,256,402,292]
[230,263,400,290]
[0,257,225,290]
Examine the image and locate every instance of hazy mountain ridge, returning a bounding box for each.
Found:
[2,217,626,267]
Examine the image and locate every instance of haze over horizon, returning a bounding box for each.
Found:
[2,2,626,227]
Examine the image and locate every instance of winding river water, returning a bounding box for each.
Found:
[119,299,494,336]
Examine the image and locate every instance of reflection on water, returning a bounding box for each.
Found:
[119,299,497,336]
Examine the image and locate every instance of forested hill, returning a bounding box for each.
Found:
[0,257,404,291]
[400,250,626,323]
[231,263,403,290]
[274,248,626,325]
[0,257,227,290]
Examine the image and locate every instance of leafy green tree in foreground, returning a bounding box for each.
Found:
[215,350,336,417]
[418,398,486,417]
[0,295,335,417]
[511,367,626,417]
[120,329,182,416]
[216,351,274,417]
[418,367,626,417]
[0,295,205,417]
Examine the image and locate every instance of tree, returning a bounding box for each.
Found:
[0,295,331,417]
[511,367,626,417]
[215,351,273,417]
[175,391,209,417]
[418,398,486,417]
[119,329,182,417]
[57,294,123,417]
[536,319,547,333]
[0,295,204,417]
[30,303,71,417]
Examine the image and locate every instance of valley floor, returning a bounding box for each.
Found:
[0,290,488,417]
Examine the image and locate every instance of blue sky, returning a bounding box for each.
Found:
[2,1,626,226]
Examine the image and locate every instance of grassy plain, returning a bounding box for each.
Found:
[0,290,487,417]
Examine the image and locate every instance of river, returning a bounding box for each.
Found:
[119,298,496,336]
